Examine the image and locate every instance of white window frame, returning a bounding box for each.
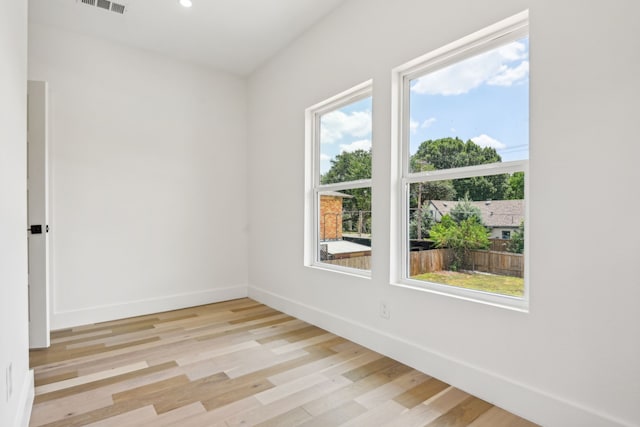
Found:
[304,80,373,278]
[390,11,530,311]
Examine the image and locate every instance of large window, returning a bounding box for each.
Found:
[393,12,529,309]
[305,81,372,276]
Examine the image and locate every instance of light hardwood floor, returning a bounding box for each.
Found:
[29,298,538,426]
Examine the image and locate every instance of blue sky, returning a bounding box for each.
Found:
[320,97,372,175]
[409,37,529,162]
[319,37,529,175]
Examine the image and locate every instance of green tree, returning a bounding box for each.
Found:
[411,137,509,200]
[413,137,501,170]
[409,201,435,240]
[452,175,508,201]
[450,193,483,224]
[321,149,371,214]
[507,221,525,254]
[339,187,371,234]
[321,149,371,184]
[409,160,457,203]
[415,180,456,201]
[430,214,490,271]
[505,172,525,200]
[408,160,456,240]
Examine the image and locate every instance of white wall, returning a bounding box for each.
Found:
[247,1,640,426]
[0,0,34,426]
[28,23,249,329]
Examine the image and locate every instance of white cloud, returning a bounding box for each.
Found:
[410,40,528,96]
[320,153,331,161]
[410,118,419,134]
[410,117,436,134]
[339,139,371,153]
[488,60,529,87]
[321,109,372,144]
[421,117,436,128]
[471,134,506,150]
[496,41,527,61]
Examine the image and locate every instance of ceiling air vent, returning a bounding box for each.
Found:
[96,0,110,10]
[110,2,125,14]
[79,0,126,15]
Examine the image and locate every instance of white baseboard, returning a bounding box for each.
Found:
[52,285,248,329]
[248,285,633,427]
[15,369,34,427]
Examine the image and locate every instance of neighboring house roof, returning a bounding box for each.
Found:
[429,199,524,228]
[321,240,371,255]
[321,191,354,198]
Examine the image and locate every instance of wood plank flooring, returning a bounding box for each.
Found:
[29,298,538,427]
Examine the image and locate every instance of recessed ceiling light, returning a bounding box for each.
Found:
[179,0,192,7]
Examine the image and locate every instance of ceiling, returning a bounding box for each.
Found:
[28,0,347,75]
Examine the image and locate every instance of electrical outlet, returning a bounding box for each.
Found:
[380,302,390,319]
[6,363,13,402]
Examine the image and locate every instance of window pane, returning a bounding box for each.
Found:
[408,37,529,173]
[320,97,372,183]
[408,173,525,297]
[318,188,371,271]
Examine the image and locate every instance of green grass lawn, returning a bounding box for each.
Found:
[412,270,524,297]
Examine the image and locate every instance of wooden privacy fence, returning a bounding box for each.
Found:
[489,238,510,252]
[324,256,371,270]
[324,249,524,277]
[467,250,524,277]
[409,249,452,277]
[410,249,523,278]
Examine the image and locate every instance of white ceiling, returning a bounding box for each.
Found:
[29,0,347,75]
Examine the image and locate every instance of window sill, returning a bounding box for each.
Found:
[307,263,372,279]
[391,279,529,313]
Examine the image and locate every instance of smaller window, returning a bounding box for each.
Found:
[305,82,373,276]
[502,230,511,240]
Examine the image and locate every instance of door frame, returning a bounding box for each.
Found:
[27,80,50,349]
